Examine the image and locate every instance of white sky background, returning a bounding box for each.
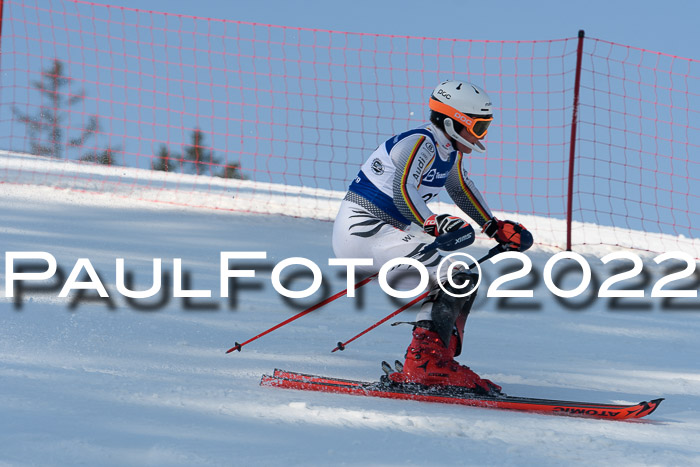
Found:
[99,0,699,60]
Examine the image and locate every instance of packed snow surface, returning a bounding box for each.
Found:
[2,174,700,466]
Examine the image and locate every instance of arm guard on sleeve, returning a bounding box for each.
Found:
[444,153,493,227]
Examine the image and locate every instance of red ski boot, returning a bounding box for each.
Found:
[389,327,501,394]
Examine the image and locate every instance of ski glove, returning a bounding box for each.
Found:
[483,217,533,252]
[423,214,468,237]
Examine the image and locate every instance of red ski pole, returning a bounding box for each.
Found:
[332,290,429,352]
[226,273,378,353]
[331,245,504,352]
[225,236,445,353]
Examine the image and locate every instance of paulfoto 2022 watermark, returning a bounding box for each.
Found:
[3,250,699,311]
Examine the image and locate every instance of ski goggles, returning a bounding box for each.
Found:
[429,97,493,138]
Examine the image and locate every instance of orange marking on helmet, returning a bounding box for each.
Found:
[429,98,493,138]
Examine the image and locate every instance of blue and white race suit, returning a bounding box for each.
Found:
[332,123,495,318]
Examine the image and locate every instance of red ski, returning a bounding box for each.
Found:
[261,369,663,421]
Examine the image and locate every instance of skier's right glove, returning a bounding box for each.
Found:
[423,213,467,237]
[482,217,533,252]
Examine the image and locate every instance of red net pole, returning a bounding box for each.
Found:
[567,29,585,251]
[0,0,4,54]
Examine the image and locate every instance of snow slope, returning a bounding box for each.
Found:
[2,179,700,466]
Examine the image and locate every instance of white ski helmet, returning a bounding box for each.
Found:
[429,80,493,153]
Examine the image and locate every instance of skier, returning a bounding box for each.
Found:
[332,79,532,394]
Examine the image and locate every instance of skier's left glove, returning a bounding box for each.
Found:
[423,214,467,237]
[482,217,533,252]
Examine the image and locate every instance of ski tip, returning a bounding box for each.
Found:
[648,398,664,410]
[645,397,664,408]
[631,398,664,419]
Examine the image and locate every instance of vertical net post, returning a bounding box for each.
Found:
[566,29,585,251]
[0,0,4,53]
